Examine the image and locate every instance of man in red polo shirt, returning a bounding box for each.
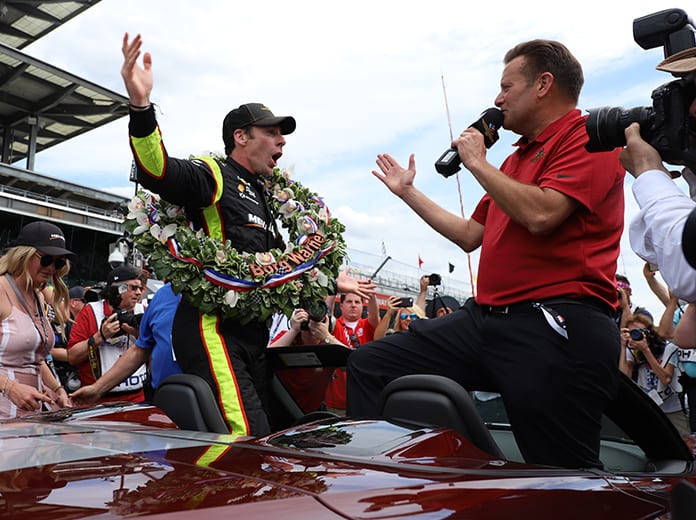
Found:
[326,292,378,414]
[347,39,624,469]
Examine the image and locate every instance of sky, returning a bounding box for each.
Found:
[11,0,696,320]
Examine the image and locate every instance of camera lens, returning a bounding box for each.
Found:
[305,300,329,322]
[585,106,654,152]
[629,329,645,341]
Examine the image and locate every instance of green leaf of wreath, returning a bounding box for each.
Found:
[124,163,346,325]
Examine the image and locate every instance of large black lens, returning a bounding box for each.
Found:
[585,106,654,152]
[629,329,645,341]
[306,300,329,322]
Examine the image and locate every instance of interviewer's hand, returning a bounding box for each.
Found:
[619,123,670,178]
[373,153,416,198]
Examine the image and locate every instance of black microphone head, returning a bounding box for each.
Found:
[480,107,504,128]
[470,108,503,148]
[435,107,504,177]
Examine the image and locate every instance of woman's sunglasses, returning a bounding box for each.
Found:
[35,252,67,269]
[400,313,419,320]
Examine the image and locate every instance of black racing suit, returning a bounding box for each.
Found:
[129,106,283,436]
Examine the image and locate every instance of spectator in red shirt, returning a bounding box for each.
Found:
[67,265,147,403]
[327,292,378,414]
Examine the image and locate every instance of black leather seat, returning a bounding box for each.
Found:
[153,374,229,434]
[378,374,504,458]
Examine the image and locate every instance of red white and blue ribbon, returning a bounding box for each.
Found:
[166,236,335,292]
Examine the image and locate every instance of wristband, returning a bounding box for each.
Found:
[128,102,152,111]
[1,376,9,396]
[53,385,65,393]
[99,329,107,342]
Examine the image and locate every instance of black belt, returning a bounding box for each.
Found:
[482,297,611,316]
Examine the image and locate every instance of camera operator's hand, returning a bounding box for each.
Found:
[100,313,121,341]
[419,275,429,293]
[290,309,308,332]
[307,318,332,343]
[629,330,649,353]
[617,288,631,312]
[386,296,401,313]
[620,123,670,178]
[120,322,139,339]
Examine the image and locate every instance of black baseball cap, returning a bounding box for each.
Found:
[14,221,76,259]
[69,286,85,300]
[107,265,140,285]
[222,103,296,149]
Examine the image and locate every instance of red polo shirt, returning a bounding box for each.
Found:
[471,109,624,309]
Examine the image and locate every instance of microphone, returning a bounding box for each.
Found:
[434,108,504,177]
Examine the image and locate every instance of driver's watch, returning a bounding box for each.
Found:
[322,337,333,344]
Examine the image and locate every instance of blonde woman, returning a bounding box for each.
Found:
[0,221,74,417]
[374,295,426,340]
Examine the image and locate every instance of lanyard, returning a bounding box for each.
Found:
[342,324,361,349]
[4,274,49,348]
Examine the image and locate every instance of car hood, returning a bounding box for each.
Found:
[0,404,674,519]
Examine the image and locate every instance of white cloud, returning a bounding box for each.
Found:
[12,0,693,319]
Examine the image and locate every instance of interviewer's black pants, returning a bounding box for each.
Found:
[346,297,620,469]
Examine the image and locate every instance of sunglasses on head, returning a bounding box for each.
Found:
[118,283,144,293]
[36,252,67,269]
[400,313,419,320]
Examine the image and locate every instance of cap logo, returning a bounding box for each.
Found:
[49,233,65,242]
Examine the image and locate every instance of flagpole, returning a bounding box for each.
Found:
[441,73,476,298]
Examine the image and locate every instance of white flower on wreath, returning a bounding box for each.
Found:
[215,248,227,263]
[132,213,152,235]
[317,205,330,224]
[127,196,146,217]
[223,290,239,308]
[166,205,184,218]
[149,223,177,243]
[255,252,275,265]
[279,200,299,218]
[307,268,329,287]
[273,186,295,203]
[297,215,318,235]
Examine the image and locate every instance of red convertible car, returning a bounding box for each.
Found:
[1,346,696,519]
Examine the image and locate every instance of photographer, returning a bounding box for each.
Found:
[269,306,346,414]
[374,295,426,340]
[621,49,696,303]
[619,313,688,435]
[67,265,147,403]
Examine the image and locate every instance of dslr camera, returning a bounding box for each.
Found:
[300,300,329,330]
[106,284,143,334]
[585,8,696,170]
[428,273,442,286]
[84,281,107,303]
